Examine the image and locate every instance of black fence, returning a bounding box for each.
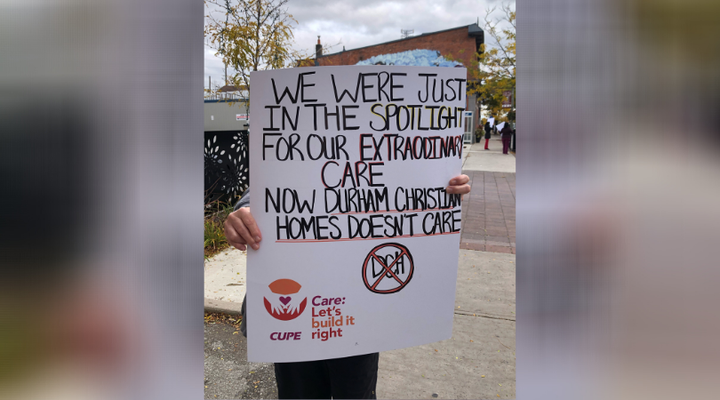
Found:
[204,130,250,206]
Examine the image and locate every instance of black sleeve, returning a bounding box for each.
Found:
[239,296,247,337]
[233,187,250,337]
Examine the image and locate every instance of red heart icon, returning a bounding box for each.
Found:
[279,296,291,305]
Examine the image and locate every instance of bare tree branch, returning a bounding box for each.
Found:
[468,2,516,120]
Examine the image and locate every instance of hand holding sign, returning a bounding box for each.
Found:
[445,174,470,197]
[225,207,262,251]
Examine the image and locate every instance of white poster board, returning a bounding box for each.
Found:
[487,117,495,127]
[248,66,466,362]
[496,121,506,131]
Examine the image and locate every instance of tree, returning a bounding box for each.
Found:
[470,3,516,121]
[205,0,297,101]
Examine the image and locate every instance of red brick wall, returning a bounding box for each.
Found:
[317,26,479,80]
[315,25,482,139]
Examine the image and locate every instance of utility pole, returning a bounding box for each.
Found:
[223,0,230,85]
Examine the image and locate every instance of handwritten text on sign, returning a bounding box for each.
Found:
[259,70,466,243]
[248,66,466,363]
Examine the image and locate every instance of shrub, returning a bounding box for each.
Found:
[204,201,234,258]
[475,127,484,141]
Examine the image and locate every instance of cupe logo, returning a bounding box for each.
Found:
[263,279,307,321]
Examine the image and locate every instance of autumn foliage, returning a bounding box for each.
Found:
[470,3,516,121]
[205,0,297,95]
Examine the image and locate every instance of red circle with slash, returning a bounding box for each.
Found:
[362,242,414,294]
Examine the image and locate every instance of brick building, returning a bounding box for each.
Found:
[314,24,484,136]
[317,24,482,73]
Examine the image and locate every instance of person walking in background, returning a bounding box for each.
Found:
[484,121,492,150]
[500,122,513,154]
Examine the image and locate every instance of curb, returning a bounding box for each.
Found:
[204,298,243,316]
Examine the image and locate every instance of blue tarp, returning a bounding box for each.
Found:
[356,49,463,68]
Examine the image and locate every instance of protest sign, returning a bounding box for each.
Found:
[247,66,467,362]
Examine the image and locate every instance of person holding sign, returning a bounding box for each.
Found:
[224,174,470,399]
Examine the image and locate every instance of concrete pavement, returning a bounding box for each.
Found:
[377,250,515,399]
[462,136,516,173]
[205,247,247,315]
[204,136,516,399]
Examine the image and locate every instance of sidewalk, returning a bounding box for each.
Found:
[204,136,516,399]
[461,137,516,254]
[377,137,516,399]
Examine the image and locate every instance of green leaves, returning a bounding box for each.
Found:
[204,201,234,258]
[468,3,516,121]
[205,0,297,93]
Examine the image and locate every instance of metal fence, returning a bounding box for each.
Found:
[204,130,250,206]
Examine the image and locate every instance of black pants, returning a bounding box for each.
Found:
[274,353,379,399]
[502,136,511,154]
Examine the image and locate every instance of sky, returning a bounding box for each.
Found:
[204,0,510,89]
